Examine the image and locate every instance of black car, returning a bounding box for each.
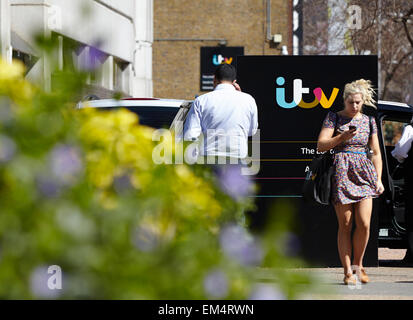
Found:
[376,100,413,256]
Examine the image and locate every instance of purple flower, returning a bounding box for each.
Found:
[131,225,159,252]
[36,175,62,198]
[113,174,133,194]
[249,284,285,300]
[78,41,107,71]
[50,144,83,186]
[219,224,263,266]
[0,135,16,163]
[217,165,253,200]
[203,269,229,299]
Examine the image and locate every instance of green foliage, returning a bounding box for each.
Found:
[0,39,316,299]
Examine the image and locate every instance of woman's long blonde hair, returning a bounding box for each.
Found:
[343,79,376,108]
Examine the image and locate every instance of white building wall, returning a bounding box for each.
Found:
[4,0,153,97]
[0,0,12,62]
[96,0,135,18]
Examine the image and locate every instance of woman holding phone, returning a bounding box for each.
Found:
[317,79,385,285]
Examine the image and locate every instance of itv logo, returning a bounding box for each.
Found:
[213,54,233,66]
[275,76,339,109]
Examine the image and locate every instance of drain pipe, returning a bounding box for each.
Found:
[266,0,272,41]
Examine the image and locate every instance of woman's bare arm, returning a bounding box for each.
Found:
[369,134,383,181]
[317,127,357,152]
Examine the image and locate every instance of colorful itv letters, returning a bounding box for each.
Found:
[212,54,233,66]
[275,76,339,109]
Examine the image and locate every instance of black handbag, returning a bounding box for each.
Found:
[302,113,338,205]
[302,150,335,205]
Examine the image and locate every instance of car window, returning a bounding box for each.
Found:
[382,120,408,146]
[169,102,192,135]
[101,106,179,129]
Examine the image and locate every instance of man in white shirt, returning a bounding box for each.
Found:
[391,116,413,261]
[183,64,258,164]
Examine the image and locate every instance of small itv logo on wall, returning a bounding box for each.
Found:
[212,54,233,66]
[200,47,244,91]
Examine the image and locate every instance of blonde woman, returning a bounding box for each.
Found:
[317,79,385,285]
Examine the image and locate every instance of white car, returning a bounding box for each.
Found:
[77,97,192,131]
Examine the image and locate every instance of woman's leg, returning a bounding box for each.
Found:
[352,198,373,268]
[334,203,354,275]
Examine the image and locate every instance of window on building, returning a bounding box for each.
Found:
[62,37,81,71]
[11,31,38,74]
[12,50,37,74]
[114,59,130,95]
[76,44,107,86]
[49,33,130,95]
[89,47,107,86]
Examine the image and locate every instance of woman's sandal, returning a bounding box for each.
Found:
[343,273,357,285]
[355,268,369,284]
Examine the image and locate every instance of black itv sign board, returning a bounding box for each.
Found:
[200,46,244,91]
[237,55,379,267]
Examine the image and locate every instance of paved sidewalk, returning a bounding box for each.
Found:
[257,249,413,299]
[294,266,413,300]
[292,249,413,300]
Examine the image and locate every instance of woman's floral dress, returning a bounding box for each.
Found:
[322,111,380,205]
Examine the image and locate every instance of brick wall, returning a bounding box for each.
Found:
[153,0,292,100]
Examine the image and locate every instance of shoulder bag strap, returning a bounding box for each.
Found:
[366,116,373,157]
[333,112,339,134]
[329,112,339,155]
[369,116,373,136]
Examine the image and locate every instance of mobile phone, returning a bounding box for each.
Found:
[349,125,356,131]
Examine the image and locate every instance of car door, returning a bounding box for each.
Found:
[169,101,193,138]
[379,114,411,239]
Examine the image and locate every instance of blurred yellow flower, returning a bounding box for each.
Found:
[76,106,224,227]
[0,59,25,80]
[0,58,33,104]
